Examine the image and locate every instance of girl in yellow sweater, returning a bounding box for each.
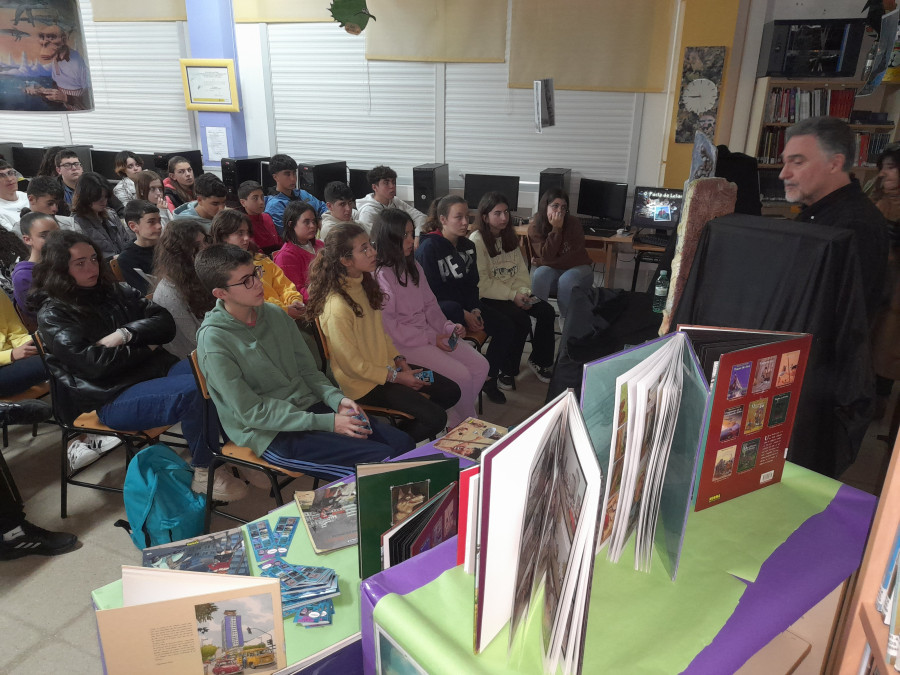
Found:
[210,210,306,320]
[306,223,460,442]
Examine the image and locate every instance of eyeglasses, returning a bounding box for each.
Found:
[223,265,264,289]
[59,162,82,169]
[345,242,376,257]
[0,170,17,180]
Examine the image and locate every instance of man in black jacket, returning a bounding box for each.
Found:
[779,116,889,319]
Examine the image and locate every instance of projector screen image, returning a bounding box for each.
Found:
[630,187,684,230]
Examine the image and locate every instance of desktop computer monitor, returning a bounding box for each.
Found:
[463,173,520,211]
[576,178,628,223]
[11,146,45,178]
[630,186,684,231]
[90,150,121,180]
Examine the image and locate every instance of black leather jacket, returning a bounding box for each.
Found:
[36,283,178,423]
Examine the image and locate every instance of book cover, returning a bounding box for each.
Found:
[356,459,459,580]
[380,482,459,570]
[142,527,250,576]
[294,480,358,554]
[96,567,285,675]
[456,466,481,569]
[433,417,508,461]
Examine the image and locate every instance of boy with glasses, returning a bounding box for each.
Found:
[194,244,413,481]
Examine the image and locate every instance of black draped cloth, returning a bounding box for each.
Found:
[671,214,874,478]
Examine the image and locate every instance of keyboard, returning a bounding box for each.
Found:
[634,234,670,248]
[579,216,622,238]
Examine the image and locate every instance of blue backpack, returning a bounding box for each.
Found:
[120,444,206,550]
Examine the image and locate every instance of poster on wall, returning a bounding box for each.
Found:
[0,0,92,112]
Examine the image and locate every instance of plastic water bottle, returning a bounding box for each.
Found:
[652,270,669,313]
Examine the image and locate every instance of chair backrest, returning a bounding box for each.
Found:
[188,350,211,400]
[109,256,125,282]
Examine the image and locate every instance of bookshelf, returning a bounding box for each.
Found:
[830,431,900,672]
[746,77,900,217]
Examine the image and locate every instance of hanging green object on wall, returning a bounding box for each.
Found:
[329,0,376,35]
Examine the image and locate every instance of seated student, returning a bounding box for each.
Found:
[112,151,144,204]
[117,200,163,294]
[30,230,244,501]
[307,223,461,442]
[71,172,135,259]
[527,188,594,319]
[0,161,29,233]
[151,219,213,360]
[356,165,426,236]
[263,154,327,233]
[415,195,516,404]
[238,180,280,255]
[195,244,414,477]
[55,150,125,219]
[173,172,227,230]
[23,176,78,232]
[0,407,78,560]
[273,201,323,302]
[163,156,195,213]
[211,209,307,320]
[0,229,28,298]
[13,212,59,330]
[36,146,65,179]
[320,181,360,240]
[470,191,556,383]
[134,170,171,228]
[373,208,489,427]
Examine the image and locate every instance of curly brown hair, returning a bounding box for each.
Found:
[151,218,215,319]
[305,223,384,319]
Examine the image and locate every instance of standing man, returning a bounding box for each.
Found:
[779,116,889,319]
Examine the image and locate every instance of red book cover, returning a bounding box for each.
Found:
[456,465,480,566]
[682,328,811,511]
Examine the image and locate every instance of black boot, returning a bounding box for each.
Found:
[0,400,52,426]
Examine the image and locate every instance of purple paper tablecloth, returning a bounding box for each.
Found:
[359,482,875,674]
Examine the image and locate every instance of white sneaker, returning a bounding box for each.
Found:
[84,434,123,454]
[67,440,102,472]
[240,469,274,490]
[191,467,248,502]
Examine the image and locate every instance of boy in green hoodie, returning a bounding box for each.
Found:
[194,244,414,478]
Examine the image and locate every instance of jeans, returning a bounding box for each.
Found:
[97,359,218,468]
[0,355,47,397]
[261,403,414,480]
[481,298,557,370]
[358,368,461,442]
[530,265,594,317]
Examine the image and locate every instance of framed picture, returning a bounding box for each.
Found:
[179,58,240,112]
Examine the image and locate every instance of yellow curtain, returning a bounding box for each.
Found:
[90,0,186,21]
[232,0,332,23]
[365,0,506,63]
[508,0,677,92]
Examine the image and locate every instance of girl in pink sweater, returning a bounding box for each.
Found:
[373,208,490,426]
[273,201,324,302]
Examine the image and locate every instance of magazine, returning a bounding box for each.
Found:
[294,480,358,554]
[433,417,508,461]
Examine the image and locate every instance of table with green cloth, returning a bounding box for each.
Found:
[91,502,363,673]
[362,462,875,674]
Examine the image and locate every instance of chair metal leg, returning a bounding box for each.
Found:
[203,456,221,534]
[0,447,22,506]
[60,431,69,519]
[31,422,37,438]
[2,423,7,448]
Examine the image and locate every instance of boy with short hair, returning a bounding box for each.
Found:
[238,180,280,254]
[0,161,29,233]
[117,200,163,294]
[24,176,77,233]
[320,180,362,240]
[54,149,82,212]
[194,244,413,479]
[174,173,227,229]
[263,154,327,234]
[356,165,426,235]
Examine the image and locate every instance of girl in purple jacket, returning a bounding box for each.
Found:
[372,208,490,424]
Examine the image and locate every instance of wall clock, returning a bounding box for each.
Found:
[675,46,726,143]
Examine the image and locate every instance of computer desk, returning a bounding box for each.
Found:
[513,225,632,289]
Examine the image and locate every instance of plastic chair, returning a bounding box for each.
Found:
[188,351,317,533]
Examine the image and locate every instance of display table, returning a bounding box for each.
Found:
[361,463,874,674]
[92,503,363,673]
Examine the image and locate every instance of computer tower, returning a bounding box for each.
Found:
[153,150,203,180]
[259,160,277,194]
[348,168,371,200]
[221,155,270,201]
[413,163,449,212]
[298,160,347,200]
[539,168,571,199]
[0,142,22,163]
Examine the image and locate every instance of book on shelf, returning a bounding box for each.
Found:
[95,566,285,675]
[764,86,857,124]
[141,526,250,575]
[355,457,459,580]
[294,480,358,554]
[433,416,508,461]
